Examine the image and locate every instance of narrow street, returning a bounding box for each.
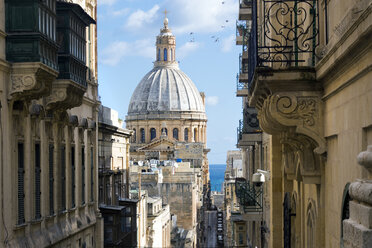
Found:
[205,210,217,248]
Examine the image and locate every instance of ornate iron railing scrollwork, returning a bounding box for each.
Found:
[248,0,319,88]
[235,178,263,212]
[236,73,248,91]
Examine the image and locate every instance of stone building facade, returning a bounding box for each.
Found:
[0,0,103,247]
[234,0,372,247]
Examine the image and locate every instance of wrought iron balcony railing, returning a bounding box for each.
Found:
[235,178,263,213]
[248,0,319,89]
[239,53,249,75]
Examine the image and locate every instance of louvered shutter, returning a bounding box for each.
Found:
[17,143,25,224]
[71,146,75,208]
[90,147,94,202]
[61,145,66,211]
[35,143,41,219]
[49,144,54,215]
[81,147,85,205]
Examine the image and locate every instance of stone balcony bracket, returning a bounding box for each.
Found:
[249,68,326,155]
[357,145,372,172]
[249,68,326,184]
[46,79,86,111]
[9,62,58,101]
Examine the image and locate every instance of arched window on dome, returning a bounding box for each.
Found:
[132,128,136,143]
[173,128,179,140]
[164,48,167,61]
[194,128,198,142]
[150,128,156,140]
[140,128,145,143]
[157,49,160,61]
[169,49,172,62]
[184,128,189,141]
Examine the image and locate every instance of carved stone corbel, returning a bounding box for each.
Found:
[258,93,326,154]
[9,62,58,100]
[45,79,86,110]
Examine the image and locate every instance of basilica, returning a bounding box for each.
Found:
[125,17,210,247]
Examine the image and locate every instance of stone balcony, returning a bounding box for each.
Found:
[9,62,58,101]
[45,79,86,110]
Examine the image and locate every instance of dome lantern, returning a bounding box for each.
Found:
[155,12,176,67]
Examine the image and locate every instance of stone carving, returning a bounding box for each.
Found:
[46,79,85,110]
[276,96,316,126]
[9,63,58,100]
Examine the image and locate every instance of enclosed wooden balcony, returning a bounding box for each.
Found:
[5,0,59,99]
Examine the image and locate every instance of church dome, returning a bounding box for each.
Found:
[128,65,205,114]
[127,17,206,121]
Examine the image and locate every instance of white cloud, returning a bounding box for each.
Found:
[167,0,238,34]
[221,34,235,52]
[206,96,219,106]
[112,8,130,17]
[98,0,117,6]
[125,5,160,29]
[177,42,201,59]
[100,39,154,66]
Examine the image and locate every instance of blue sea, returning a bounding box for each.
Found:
[209,164,226,192]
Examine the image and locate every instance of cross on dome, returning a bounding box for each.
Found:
[163,9,169,29]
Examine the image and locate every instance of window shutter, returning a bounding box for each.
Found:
[17,143,25,224]
[81,147,85,205]
[71,146,75,208]
[49,144,54,215]
[90,147,94,202]
[35,143,41,219]
[61,145,66,211]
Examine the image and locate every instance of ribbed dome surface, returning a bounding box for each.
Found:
[128,65,205,115]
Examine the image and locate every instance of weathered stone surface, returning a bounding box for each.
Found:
[343,219,372,248]
[349,201,372,229]
[349,181,372,206]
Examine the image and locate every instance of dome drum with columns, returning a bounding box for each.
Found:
[126,17,208,149]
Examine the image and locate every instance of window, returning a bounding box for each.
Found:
[150,128,156,140]
[194,128,197,142]
[60,145,66,211]
[49,144,54,215]
[71,147,75,208]
[132,129,136,143]
[17,143,25,224]
[173,128,179,140]
[164,48,167,61]
[184,128,189,141]
[157,49,160,61]
[140,128,145,143]
[35,143,41,219]
[81,147,85,205]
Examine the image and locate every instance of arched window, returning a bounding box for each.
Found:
[169,49,172,61]
[140,128,145,143]
[194,128,198,142]
[157,49,160,61]
[173,128,179,140]
[164,48,167,61]
[161,128,168,136]
[184,128,188,141]
[132,128,136,143]
[306,201,316,248]
[150,128,156,140]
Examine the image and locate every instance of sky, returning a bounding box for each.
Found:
[97,0,242,164]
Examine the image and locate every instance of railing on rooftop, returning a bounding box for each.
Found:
[236,74,248,92]
[235,178,263,212]
[248,0,319,88]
